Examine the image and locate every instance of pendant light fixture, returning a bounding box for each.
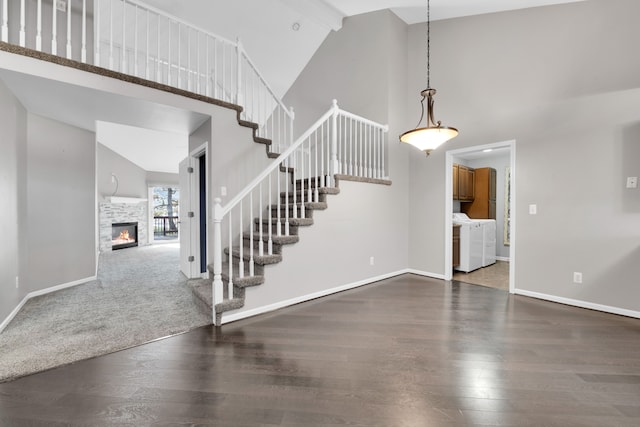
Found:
[400,0,458,155]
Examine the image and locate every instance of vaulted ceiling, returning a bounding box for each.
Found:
[143,0,586,98]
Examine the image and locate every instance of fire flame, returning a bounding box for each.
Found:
[118,230,130,241]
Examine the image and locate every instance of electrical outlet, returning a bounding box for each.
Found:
[15,276,19,289]
[221,186,227,197]
[573,272,583,284]
[369,256,375,266]
[529,204,537,215]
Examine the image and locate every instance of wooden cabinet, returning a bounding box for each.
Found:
[462,167,496,219]
[453,164,474,201]
[453,164,459,200]
[453,225,461,268]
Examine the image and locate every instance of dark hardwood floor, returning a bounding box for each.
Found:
[1,274,639,426]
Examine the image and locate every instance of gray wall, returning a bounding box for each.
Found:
[25,112,96,294]
[97,143,147,200]
[467,155,511,259]
[146,171,179,188]
[244,11,411,308]
[0,79,27,324]
[408,0,640,312]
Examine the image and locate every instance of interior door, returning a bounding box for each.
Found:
[179,157,196,278]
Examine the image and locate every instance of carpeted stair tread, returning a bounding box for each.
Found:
[188,278,213,308]
[270,202,327,211]
[242,232,299,245]
[224,246,283,265]
[255,217,314,227]
[211,261,266,288]
[254,136,272,146]
[215,297,244,313]
[238,119,258,130]
[267,152,280,159]
[280,187,340,199]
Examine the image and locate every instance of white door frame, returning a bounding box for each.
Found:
[444,140,517,293]
[190,142,210,278]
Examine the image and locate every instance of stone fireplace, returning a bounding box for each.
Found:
[99,198,148,252]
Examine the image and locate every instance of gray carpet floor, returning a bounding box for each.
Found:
[0,243,211,383]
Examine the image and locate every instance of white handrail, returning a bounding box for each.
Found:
[220,102,337,217]
[211,99,389,325]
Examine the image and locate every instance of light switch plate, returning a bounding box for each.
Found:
[529,204,537,215]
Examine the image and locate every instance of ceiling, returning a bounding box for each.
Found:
[322,0,586,24]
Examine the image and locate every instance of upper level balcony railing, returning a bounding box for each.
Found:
[1,0,294,152]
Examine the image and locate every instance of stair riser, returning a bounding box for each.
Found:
[280,195,326,205]
[292,179,330,190]
[269,207,313,219]
[254,222,300,235]
[223,255,265,275]
[242,237,283,254]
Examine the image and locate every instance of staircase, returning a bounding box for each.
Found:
[190,100,389,325]
[189,175,342,324]
[0,0,390,326]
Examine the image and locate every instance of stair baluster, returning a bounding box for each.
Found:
[211,100,389,325]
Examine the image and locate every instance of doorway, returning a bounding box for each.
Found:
[445,141,516,293]
[179,143,209,279]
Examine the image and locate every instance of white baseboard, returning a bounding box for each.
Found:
[514,289,640,319]
[496,256,510,262]
[405,269,446,280]
[221,270,409,324]
[0,275,96,334]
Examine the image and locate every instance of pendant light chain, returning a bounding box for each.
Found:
[427,0,430,89]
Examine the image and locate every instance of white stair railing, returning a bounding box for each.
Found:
[212,100,389,324]
[0,0,294,152]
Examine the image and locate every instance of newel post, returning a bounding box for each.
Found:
[329,99,339,187]
[236,37,243,107]
[212,198,223,325]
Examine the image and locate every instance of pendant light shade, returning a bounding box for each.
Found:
[400,0,458,156]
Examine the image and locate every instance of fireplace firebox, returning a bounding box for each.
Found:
[111,222,138,250]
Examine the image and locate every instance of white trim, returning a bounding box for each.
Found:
[405,269,447,280]
[0,276,96,333]
[496,256,510,262]
[514,289,640,319]
[445,140,517,294]
[220,270,408,324]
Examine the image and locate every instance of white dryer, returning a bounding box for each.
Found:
[477,219,497,267]
[453,213,483,272]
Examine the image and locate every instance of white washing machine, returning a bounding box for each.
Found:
[453,213,483,272]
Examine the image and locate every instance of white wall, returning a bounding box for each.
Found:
[25,113,96,294]
[408,0,640,313]
[227,10,412,318]
[0,79,27,324]
[97,142,148,200]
